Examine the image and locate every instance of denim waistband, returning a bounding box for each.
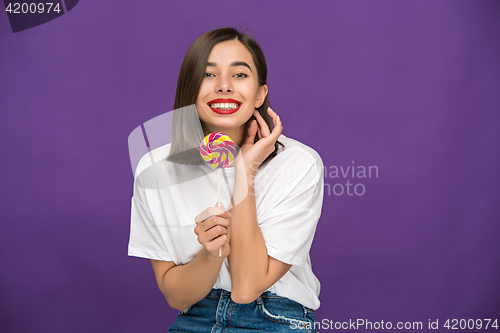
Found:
[206,288,278,298]
[170,288,317,332]
[205,288,314,313]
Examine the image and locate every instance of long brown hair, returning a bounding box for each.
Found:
[167,27,283,164]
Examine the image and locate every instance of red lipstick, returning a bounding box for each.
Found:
[207,98,242,115]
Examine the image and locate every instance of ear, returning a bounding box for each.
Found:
[254,84,269,108]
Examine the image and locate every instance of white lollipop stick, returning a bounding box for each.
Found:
[218,168,222,257]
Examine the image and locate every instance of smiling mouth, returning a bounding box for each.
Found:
[209,102,241,110]
[208,100,242,114]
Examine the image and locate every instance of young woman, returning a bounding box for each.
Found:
[128,27,324,332]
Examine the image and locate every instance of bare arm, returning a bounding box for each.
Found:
[150,208,231,311]
[150,249,223,311]
[228,107,291,304]
[228,170,291,303]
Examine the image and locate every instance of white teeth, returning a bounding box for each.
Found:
[209,103,240,110]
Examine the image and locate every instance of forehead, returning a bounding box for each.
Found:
[208,39,255,68]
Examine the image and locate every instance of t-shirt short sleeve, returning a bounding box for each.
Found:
[128,151,173,262]
[257,145,324,267]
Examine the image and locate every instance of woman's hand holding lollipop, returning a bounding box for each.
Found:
[194,203,231,259]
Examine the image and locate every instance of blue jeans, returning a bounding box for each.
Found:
[168,288,317,332]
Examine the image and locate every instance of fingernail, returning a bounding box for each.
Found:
[227,212,231,217]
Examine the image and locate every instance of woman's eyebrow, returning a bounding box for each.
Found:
[206,61,253,72]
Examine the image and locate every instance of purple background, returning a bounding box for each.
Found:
[1,0,499,332]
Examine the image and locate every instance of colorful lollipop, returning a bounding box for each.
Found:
[199,132,235,257]
[200,132,236,169]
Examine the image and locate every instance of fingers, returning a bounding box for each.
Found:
[195,206,230,223]
[194,202,230,238]
[253,110,271,137]
[194,213,231,258]
[253,108,282,141]
[194,203,232,258]
[267,107,276,127]
[244,119,258,146]
[195,214,230,232]
[266,107,283,141]
[196,223,229,244]
[206,236,230,257]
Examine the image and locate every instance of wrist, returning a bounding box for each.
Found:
[201,247,226,264]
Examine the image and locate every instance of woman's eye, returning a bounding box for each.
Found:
[234,73,248,79]
[205,73,214,78]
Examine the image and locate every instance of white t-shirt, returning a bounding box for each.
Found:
[128,134,324,310]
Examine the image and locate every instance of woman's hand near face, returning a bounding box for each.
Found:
[194,203,231,258]
[239,107,283,175]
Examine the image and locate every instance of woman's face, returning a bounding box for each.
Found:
[196,39,268,138]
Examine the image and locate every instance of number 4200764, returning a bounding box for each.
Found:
[5,3,62,14]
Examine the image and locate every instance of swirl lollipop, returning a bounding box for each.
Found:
[199,132,236,257]
[200,132,236,169]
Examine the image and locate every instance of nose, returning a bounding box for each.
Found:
[216,75,233,93]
